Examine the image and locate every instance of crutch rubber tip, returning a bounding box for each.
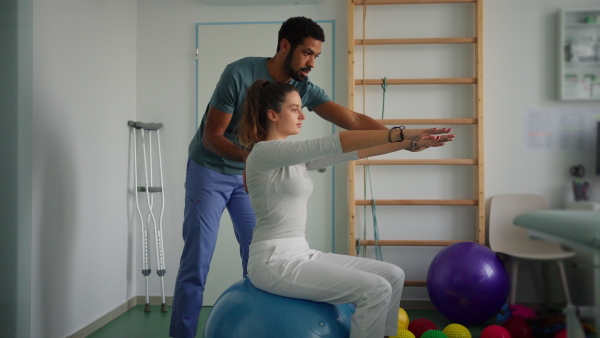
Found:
[144,303,151,312]
[161,303,168,313]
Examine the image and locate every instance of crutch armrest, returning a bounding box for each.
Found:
[128,120,163,130]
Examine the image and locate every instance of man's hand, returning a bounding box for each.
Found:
[203,106,248,162]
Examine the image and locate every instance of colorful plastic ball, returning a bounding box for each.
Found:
[408,318,438,338]
[442,323,471,338]
[509,304,536,319]
[427,242,510,325]
[480,325,511,338]
[392,329,416,338]
[502,317,533,338]
[398,308,410,330]
[496,303,511,323]
[421,329,448,338]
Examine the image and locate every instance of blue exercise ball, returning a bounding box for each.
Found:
[204,278,354,338]
[427,242,509,325]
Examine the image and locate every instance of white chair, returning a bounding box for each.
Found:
[489,194,575,305]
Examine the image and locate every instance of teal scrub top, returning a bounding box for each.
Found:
[189,57,331,175]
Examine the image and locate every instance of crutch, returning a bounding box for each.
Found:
[128,120,167,313]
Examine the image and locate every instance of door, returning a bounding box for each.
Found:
[196,20,335,305]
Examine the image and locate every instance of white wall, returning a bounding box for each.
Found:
[29,0,600,336]
[485,0,599,204]
[137,0,600,307]
[485,0,599,304]
[135,0,350,306]
[32,0,137,337]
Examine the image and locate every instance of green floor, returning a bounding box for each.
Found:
[88,305,208,338]
[87,305,488,338]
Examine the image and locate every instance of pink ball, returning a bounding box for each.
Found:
[509,304,536,320]
[480,325,511,338]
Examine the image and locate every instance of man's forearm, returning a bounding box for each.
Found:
[204,135,248,162]
[314,102,388,131]
[351,112,388,131]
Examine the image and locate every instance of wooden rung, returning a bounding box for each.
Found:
[405,280,427,287]
[355,78,476,85]
[354,0,476,4]
[355,37,477,45]
[355,199,478,206]
[358,239,465,246]
[377,118,477,125]
[355,159,477,165]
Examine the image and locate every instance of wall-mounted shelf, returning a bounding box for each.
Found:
[559,7,600,100]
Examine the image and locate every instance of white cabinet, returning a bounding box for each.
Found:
[559,8,600,100]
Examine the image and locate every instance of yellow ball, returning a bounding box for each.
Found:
[442,323,472,338]
[397,307,410,330]
[392,328,416,338]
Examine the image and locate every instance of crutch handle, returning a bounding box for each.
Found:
[137,186,163,193]
[128,120,163,130]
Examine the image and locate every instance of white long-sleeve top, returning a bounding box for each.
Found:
[245,133,359,243]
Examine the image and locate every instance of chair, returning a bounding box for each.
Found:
[514,209,600,337]
[489,194,575,305]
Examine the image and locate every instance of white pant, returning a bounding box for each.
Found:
[247,238,405,338]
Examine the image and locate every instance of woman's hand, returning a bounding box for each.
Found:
[408,133,456,152]
[401,128,452,142]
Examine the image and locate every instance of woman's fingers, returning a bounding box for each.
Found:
[409,133,456,152]
[426,127,452,135]
[437,128,452,134]
[436,134,456,143]
[405,128,452,141]
[403,128,454,143]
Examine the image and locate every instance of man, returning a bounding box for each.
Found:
[169,16,387,338]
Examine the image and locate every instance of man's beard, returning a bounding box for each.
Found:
[284,51,309,82]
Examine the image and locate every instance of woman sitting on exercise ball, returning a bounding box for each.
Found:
[239,79,455,338]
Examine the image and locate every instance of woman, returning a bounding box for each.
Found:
[239,79,455,338]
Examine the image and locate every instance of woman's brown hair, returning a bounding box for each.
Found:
[238,79,299,148]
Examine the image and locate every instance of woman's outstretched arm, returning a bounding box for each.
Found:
[338,127,453,153]
[357,133,455,159]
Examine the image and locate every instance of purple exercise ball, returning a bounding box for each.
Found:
[427,242,509,325]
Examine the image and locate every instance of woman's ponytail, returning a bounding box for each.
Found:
[238,79,299,149]
[239,79,267,148]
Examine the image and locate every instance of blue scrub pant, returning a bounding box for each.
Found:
[169,159,255,338]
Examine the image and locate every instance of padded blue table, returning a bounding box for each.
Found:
[514,210,600,338]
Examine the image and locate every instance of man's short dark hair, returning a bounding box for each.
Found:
[277,16,325,52]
